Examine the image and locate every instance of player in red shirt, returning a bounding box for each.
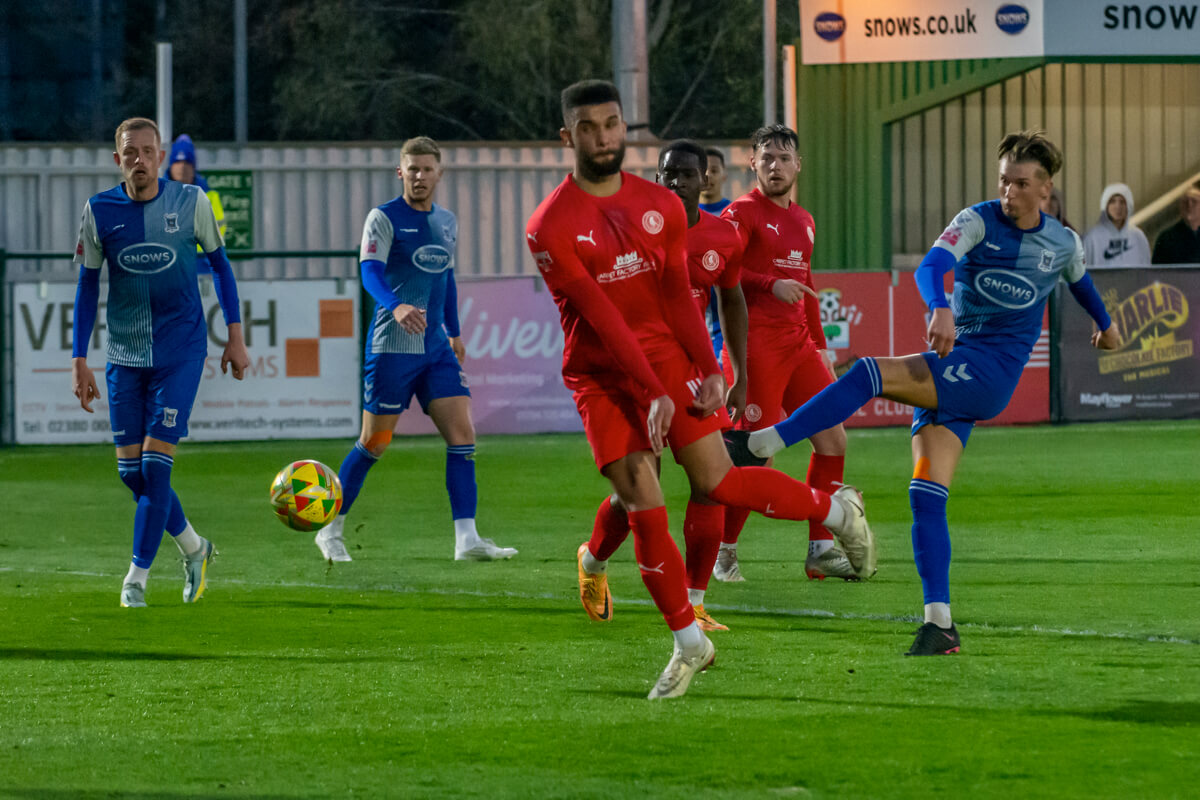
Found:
[525,81,875,699]
[657,139,749,631]
[717,124,868,583]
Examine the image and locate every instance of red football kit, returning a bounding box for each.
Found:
[525,172,726,469]
[720,188,832,430]
[684,211,743,319]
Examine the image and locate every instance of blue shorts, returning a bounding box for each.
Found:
[911,344,1024,446]
[106,359,205,446]
[363,347,469,416]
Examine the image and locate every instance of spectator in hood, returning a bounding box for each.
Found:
[1083,183,1151,267]
[1152,179,1200,265]
[167,135,227,273]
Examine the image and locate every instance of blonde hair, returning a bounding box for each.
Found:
[114,117,160,151]
[400,136,441,162]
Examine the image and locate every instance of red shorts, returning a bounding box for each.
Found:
[724,338,833,431]
[574,358,730,470]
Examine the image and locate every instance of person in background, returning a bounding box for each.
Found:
[1152,179,1200,264]
[1083,183,1151,267]
[166,134,227,273]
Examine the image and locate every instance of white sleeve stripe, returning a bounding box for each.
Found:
[193,188,224,252]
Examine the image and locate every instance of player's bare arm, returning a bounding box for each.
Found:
[71,358,100,413]
[1092,322,1120,350]
[449,336,466,364]
[221,322,251,380]
[926,307,956,358]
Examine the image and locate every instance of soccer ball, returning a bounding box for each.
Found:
[269,460,343,532]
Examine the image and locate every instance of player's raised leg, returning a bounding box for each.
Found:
[428,395,516,561]
[748,355,940,459]
[905,422,964,656]
[675,430,877,579]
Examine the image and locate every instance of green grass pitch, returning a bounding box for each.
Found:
[1,420,1198,798]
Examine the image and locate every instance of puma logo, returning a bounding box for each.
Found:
[577,230,596,246]
[766,223,780,236]
[637,561,665,575]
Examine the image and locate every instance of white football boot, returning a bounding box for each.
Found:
[648,637,716,700]
[827,486,876,579]
[315,516,352,562]
[120,582,147,608]
[454,537,518,561]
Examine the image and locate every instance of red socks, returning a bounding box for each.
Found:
[629,507,693,631]
[708,466,832,522]
[683,501,724,591]
[806,453,844,542]
[587,496,630,562]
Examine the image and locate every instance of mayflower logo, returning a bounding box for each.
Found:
[116,243,176,275]
[1079,392,1133,409]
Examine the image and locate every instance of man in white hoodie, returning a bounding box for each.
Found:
[1083,183,1151,267]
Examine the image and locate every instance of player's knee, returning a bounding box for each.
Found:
[363,429,393,457]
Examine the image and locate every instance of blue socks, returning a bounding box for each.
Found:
[131,452,174,569]
[910,478,951,605]
[118,457,188,536]
[446,445,477,520]
[777,357,882,448]
[338,441,378,516]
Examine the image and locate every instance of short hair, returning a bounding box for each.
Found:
[114,117,160,151]
[401,136,441,162]
[561,80,622,125]
[997,130,1063,178]
[704,146,726,168]
[750,123,799,153]
[658,139,708,173]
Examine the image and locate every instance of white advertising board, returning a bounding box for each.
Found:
[13,279,360,444]
[799,0,1045,64]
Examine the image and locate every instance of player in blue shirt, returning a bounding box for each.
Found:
[71,117,250,608]
[316,136,517,563]
[731,131,1120,654]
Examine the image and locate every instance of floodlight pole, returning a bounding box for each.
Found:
[156,42,172,150]
[764,0,777,126]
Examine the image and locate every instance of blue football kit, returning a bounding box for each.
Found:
[357,196,466,415]
[73,178,238,445]
[914,199,1094,444]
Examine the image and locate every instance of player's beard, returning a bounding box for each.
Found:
[578,144,626,183]
[760,174,796,199]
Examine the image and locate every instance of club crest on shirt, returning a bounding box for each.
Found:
[1038,249,1055,272]
[162,407,178,428]
[702,249,720,271]
[744,403,762,423]
[642,210,664,235]
[164,213,179,233]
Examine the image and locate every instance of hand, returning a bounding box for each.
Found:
[449,336,466,364]
[818,348,837,380]
[690,374,726,418]
[393,304,428,334]
[1092,322,1120,350]
[646,394,675,456]
[72,358,100,413]
[221,323,251,380]
[771,279,818,305]
[725,376,748,424]
[926,307,956,358]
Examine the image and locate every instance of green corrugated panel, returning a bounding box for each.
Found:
[794,48,1043,270]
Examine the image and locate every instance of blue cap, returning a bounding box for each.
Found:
[169,134,197,167]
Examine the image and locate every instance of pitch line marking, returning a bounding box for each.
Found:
[3,566,1197,647]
